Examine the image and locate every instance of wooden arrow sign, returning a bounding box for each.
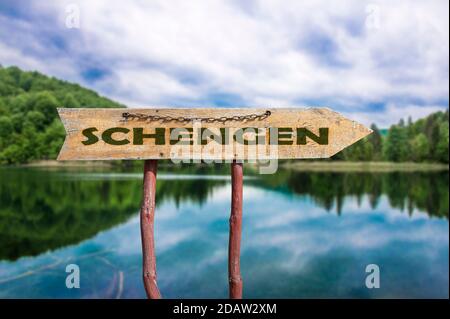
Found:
[57,107,372,161]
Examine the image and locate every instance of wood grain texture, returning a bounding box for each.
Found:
[57,107,372,160]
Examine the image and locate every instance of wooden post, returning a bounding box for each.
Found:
[140,160,161,299]
[229,160,243,299]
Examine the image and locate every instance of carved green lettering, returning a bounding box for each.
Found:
[297,128,329,145]
[102,127,130,145]
[81,127,99,145]
[133,128,165,145]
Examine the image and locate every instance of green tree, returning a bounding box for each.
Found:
[25,111,46,131]
[425,115,441,160]
[368,123,383,160]
[62,93,80,108]
[384,124,408,162]
[10,113,24,133]
[9,94,28,113]
[436,121,449,163]
[41,119,66,158]
[410,133,429,162]
[0,99,7,116]
[0,143,27,164]
[0,116,13,138]
[33,91,59,123]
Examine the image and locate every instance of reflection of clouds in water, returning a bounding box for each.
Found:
[1,183,447,298]
[88,213,199,256]
[250,206,328,227]
[205,184,266,203]
[91,184,448,273]
[147,185,447,295]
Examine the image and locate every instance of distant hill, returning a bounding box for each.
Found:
[0,65,124,164]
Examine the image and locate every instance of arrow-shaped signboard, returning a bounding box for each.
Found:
[57,107,372,161]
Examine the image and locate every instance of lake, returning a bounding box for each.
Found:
[0,164,448,298]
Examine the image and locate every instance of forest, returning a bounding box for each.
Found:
[335,109,449,163]
[0,65,448,164]
[0,65,123,164]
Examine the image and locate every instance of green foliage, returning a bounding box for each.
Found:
[333,109,449,163]
[25,110,46,130]
[368,124,383,160]
[62,93,80,108]
[410,133,429,162]
[0,99,6,116]
[33,91,59,122]
[436,120,449,163]
[384,123,409,162]
[0,65,124,164]
[0,116,13,138]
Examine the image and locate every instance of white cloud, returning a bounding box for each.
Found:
[344,103,449,127]
[0,0,448,126]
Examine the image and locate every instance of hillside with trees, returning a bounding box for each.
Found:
[0,65,448,164]
[0,65,124,164]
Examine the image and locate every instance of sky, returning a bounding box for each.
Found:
[0,0,448,127]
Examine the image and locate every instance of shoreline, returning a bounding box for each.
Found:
[8,160,450,172]
[281,161,449,172]
[18,160,115,168]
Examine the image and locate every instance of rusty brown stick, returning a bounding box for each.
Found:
[229,160,243,299]
[140,160,161,299]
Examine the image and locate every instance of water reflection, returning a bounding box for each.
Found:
[255,170,449,218]
[0,166,448,298]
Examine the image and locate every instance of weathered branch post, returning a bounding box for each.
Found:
[141,159,161,298]
[57,107,371,299]
[229,160,243,298]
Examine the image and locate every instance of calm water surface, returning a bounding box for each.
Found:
[0,165,448,298]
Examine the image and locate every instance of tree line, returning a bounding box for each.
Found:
[0,65,448,164]
[333,109,449,163]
